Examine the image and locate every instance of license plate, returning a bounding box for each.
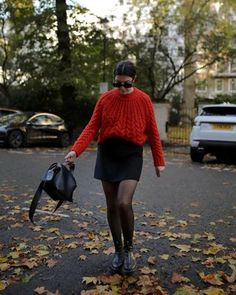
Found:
[212,124,234,130]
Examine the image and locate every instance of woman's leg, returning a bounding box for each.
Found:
[117,179,138,273]
[102,181,123,271]
[102,181,121,244]
[117,179,138,244]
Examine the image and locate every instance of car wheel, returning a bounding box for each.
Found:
[8,130,24,148]
[190,147,204,162]
[59,133,71,147]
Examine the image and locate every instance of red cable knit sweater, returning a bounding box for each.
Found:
[71,87,165,167]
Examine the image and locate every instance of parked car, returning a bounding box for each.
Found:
[190,103,236,162]
[0,107,20,117]
[0,112,71,148]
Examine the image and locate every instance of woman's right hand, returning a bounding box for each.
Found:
[65,151,77,167]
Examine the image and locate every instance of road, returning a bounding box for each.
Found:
[0,146,235,294]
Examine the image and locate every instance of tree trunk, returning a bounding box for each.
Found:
[55,0,77,130]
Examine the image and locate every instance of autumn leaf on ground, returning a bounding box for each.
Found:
[171,243,191,252]
[203,286,227,295]
[46,259,57,268]
[203,243,226,255]
[171,272,190,283]
[82,276,98,285]
[221,264,236,283]
[79,255,87,261]
[147,256,157,265]
[34,286,47,294]
[173,285,199,295]
[0,280,8,291]
[139,266,157,275]
[159,254,169,260]
[96,274,123,285]
[103,247,114,255]
[199,272,224,286]
[13,258,38,269]
[46,289,61,295]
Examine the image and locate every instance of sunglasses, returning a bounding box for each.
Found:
[113,80,134,88]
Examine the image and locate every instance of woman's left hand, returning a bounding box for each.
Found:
[155,166,165,177]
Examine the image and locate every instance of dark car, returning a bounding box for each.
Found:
[0,112,71,148]
[0,108,20,117]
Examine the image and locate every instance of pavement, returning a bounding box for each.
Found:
[0,145,235,295]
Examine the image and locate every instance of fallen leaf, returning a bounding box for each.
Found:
[171,244,191,252]
[173,285,199,295]
[203,243,226,255]
[34,286,47,294]
[46,259,57,268]
[79,255,87,261]
[171,272,190,284]
[203,286,226,295]
[147,256,157,265]
[159,254,169,260]
[0,281,8,291]
[139,266,157,275]
[82,276,98,285]
[221,265,236,283]
[199,272,224,286]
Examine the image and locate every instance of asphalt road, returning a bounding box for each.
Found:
[0,146,235,294]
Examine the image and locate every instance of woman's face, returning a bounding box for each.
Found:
[113,75,135,95]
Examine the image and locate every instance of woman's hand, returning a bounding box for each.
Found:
[65,151,77,168]
[155,166,165,177]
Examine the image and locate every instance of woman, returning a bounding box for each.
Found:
[65,60,165,274]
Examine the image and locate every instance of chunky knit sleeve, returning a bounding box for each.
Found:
[71,97,103,157]
[145,97,165,167]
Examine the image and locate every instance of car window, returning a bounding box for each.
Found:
[47,114,63,124]
[201,107,236,116]
[30,114,62,125]
[0,113,29,124]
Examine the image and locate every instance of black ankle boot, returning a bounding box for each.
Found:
[123,241,136,274]
[111,241,124,272]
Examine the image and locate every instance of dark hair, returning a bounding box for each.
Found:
[114,60,136,79]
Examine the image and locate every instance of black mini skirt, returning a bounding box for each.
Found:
[94,137,143,182]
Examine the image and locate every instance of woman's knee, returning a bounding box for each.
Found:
[118,199,132,212]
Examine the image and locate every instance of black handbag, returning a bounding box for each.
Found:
[29,162,77,223]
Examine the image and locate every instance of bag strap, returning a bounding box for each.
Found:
[54,200,64,213]
[29,181,44,223]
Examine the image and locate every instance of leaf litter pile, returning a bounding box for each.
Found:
[0,181,235,295]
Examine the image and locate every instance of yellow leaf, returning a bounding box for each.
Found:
[203,287,226,295]
[0,281,8,291]
[159,254,169,260]
[203,243,226,255]
[67,242,79,249]
[34,286,47,294]
[82,276,98,285]
[139,266,157,275]
[79,255,87,261]
[188,214,201,218]
[0,263,10,271]
[171,244,191,252]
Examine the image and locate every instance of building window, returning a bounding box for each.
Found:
[197,80,207,92]
[230,59,236,73]
[230,78,236,92]
[216,61,228,73]
[215,79,223,92]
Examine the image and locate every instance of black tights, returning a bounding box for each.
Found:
[102,180,138,248]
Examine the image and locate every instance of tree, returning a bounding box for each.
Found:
[117,0,236,109]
